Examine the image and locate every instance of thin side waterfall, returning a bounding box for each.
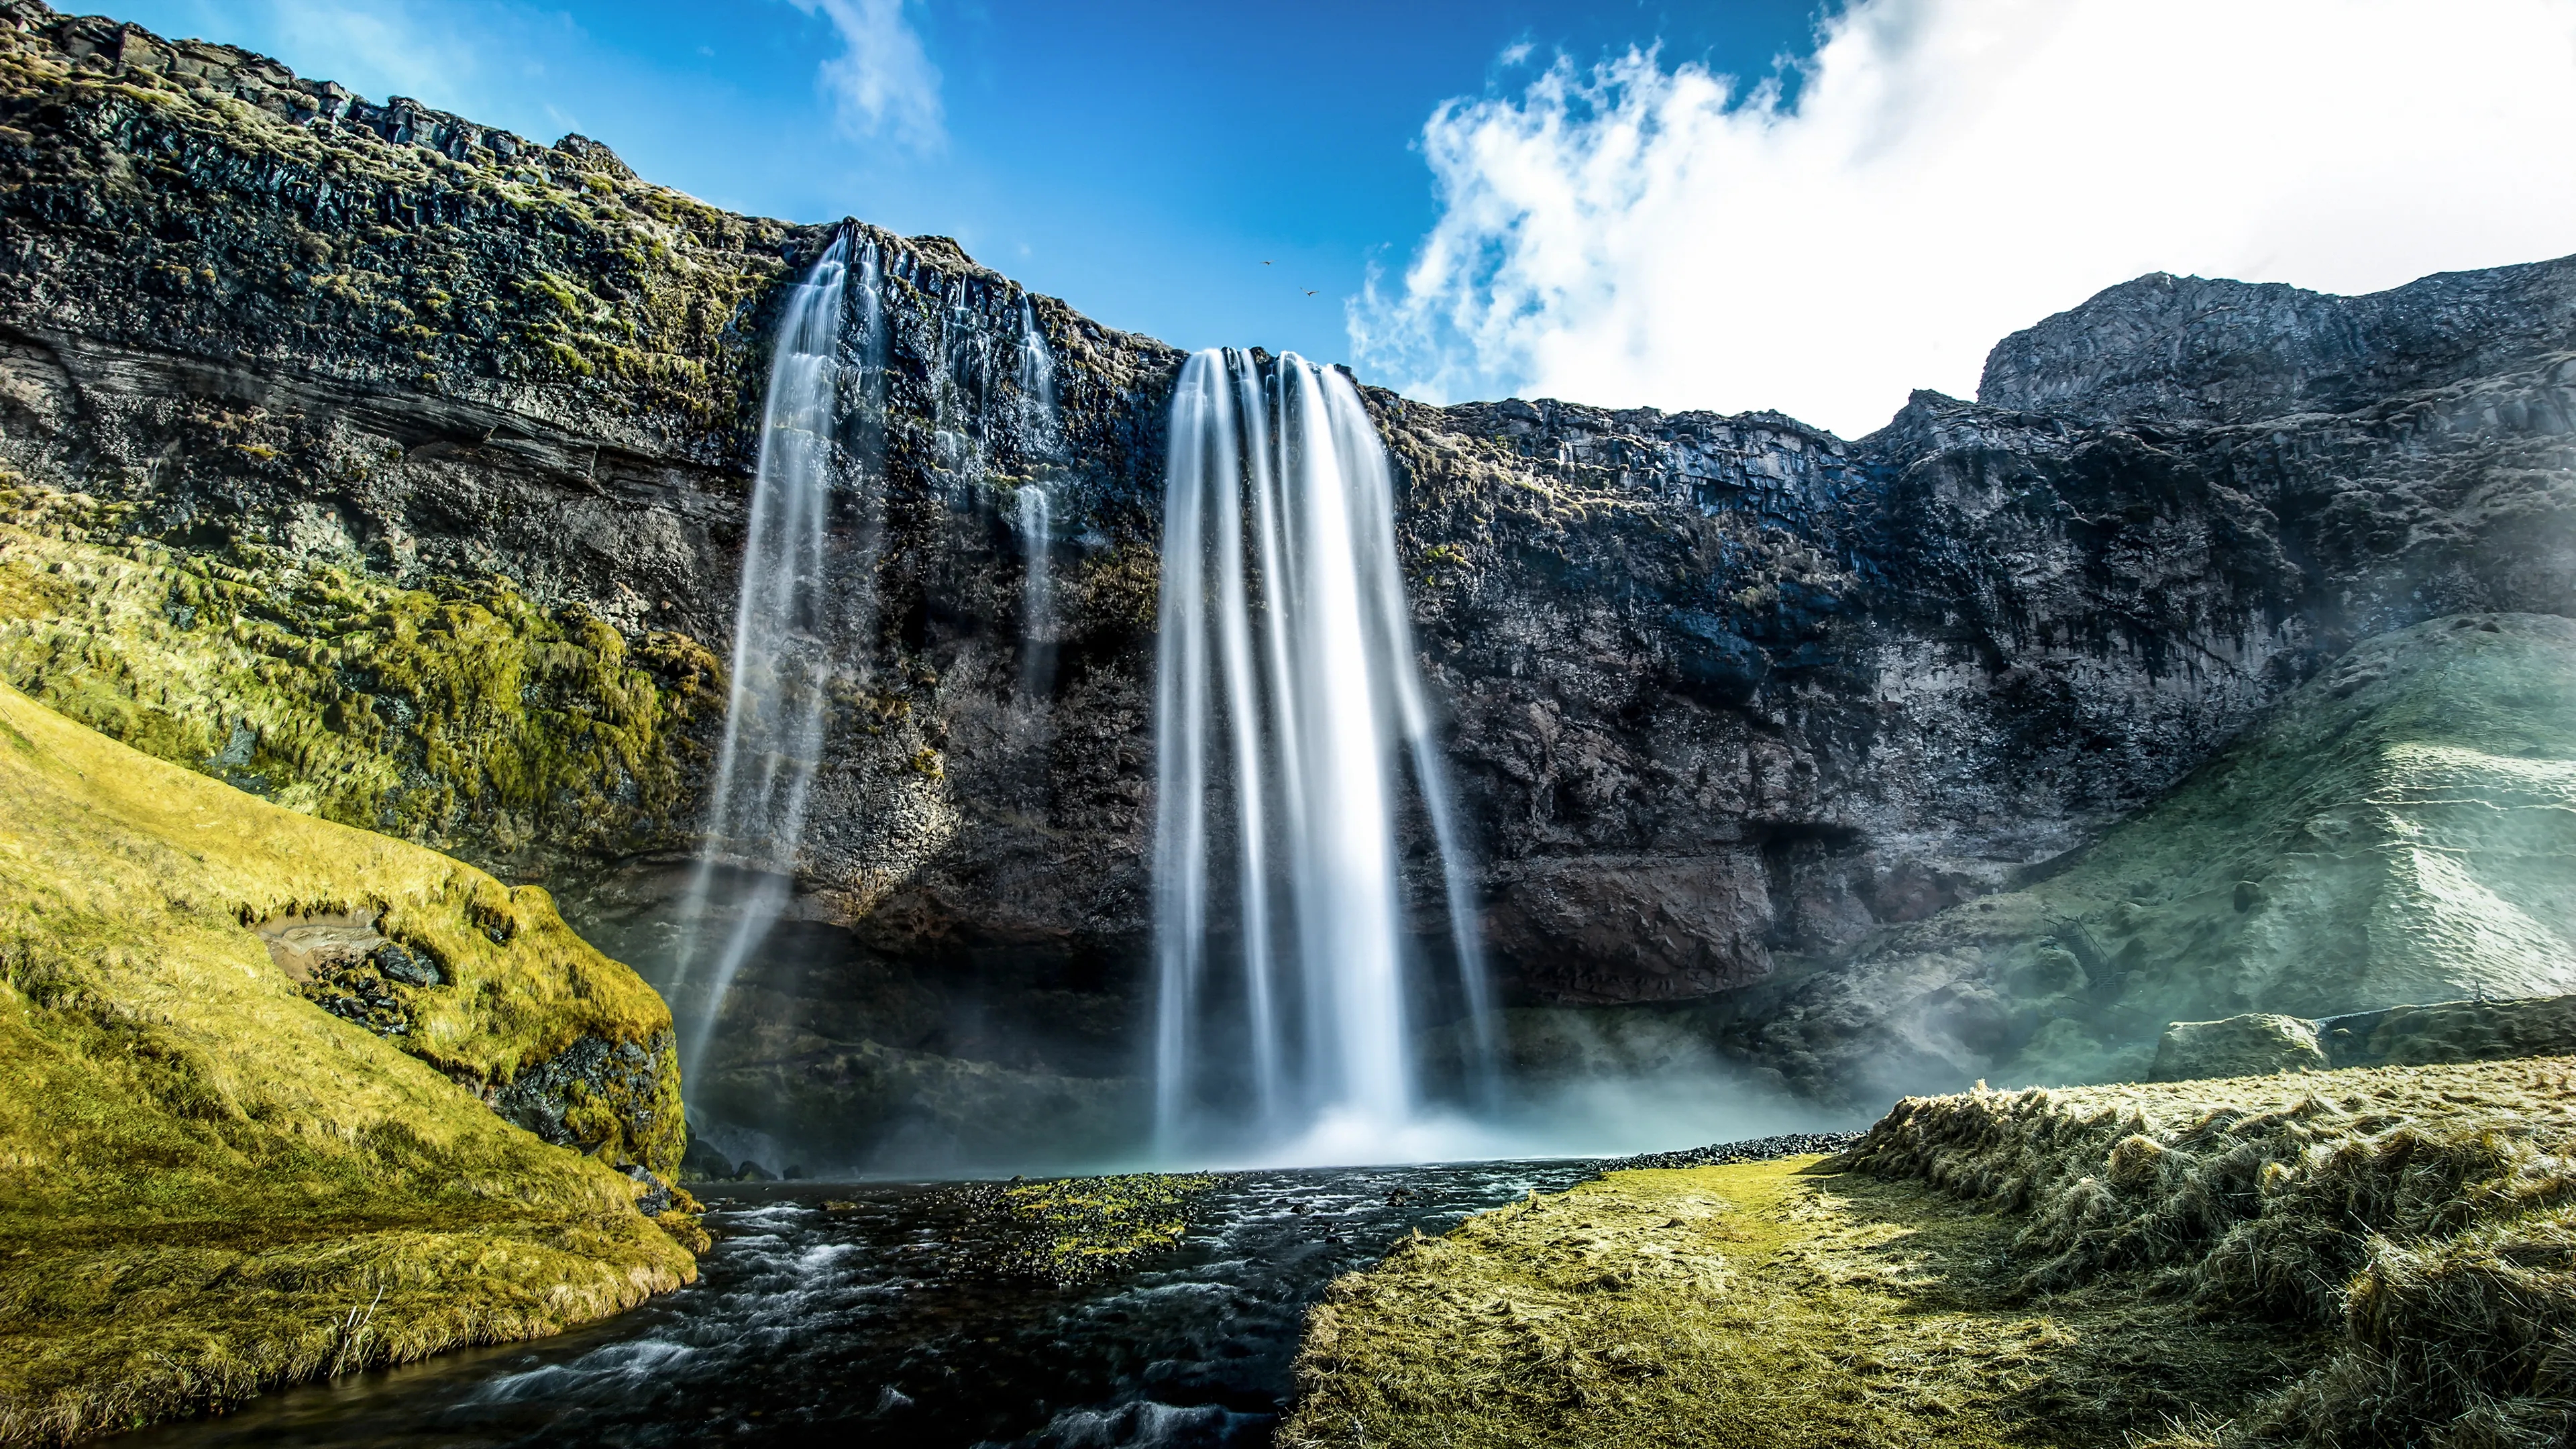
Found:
[1018,295,1058,425]
[1017,482,1052,694]
[1153,348,1497,1155]
[669,234,855,1083]
[1016,297,1059,697]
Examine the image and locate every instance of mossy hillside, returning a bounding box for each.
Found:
[2024,612,2576,1023]
[0,676,687,1165]
[1284,1156,2310,1448]
[1726,612,2576,1102]
[1847,1060,2576,1446]
[0,679,700,1442]
[0,484,720,863]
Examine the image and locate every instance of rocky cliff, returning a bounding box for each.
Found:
[0,2,2566,1164]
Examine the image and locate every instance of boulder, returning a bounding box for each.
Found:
[2151,1014,2328,1081]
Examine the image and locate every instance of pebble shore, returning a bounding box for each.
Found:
[1599,1130,1866,1173]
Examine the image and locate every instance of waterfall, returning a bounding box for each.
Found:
[1152,349,1496,1155]
[1017,482,1053,695]
[670,234,854,1083]
[1018,295,1058,424]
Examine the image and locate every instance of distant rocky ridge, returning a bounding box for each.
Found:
[0,1,2567,1162]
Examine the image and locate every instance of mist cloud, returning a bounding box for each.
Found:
[1352,0,2576,438]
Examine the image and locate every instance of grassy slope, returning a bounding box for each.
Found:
[2008,611,2576,1035]
[0,680,697,1444]
[1291,1058,2576,1448]
[1286,1157,2308,1448]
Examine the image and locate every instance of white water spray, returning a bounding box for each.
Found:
[1152,349,1497,1157]
[671,235,853,1081]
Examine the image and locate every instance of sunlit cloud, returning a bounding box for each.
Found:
[790,0,944,152]
[1354,0,2576,437]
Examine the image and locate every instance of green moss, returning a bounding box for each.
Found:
[0,679,696,1444]
[0,486,720,864]
[1776,613,2576,1096]
[939,1173,1230,1285]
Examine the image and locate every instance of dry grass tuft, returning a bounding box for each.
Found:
[1847,1061,2576,1445]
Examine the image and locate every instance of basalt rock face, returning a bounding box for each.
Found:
[1980,256,2576,426]
[0,1,2568,1157]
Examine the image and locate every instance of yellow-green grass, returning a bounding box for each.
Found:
[1284,1157,2311,1448]
[1292,1059,2576,1448]
[1850,1060,2576,1446]
[0,679,698,1444]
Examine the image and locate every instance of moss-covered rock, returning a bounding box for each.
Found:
[936,1173,1230,1286]
[2150,1012,2329,1080]
[0,482,721,867]
[2151,993,2576,1079]
[0,678,696,1442]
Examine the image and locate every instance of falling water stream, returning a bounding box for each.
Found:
[1155,350,1497,1159]
[667,235,854,1085]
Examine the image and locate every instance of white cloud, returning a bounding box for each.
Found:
[790,0,943,152]
[1352,0,2576,437]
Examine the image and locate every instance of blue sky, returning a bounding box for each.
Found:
[101,0,1826,368]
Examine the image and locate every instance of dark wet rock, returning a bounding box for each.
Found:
[371,940,441,987]
[735,1159,777,1183]
[623,1163,674,1216]
[1602,1132,1866,1173]
[491,1030,678,1168]
[678,1132,736,1181]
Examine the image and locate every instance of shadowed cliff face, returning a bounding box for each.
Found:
[0,1,2567,1159]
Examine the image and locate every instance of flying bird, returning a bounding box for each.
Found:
[1261,260,1273,266]
[1303,289,1317,297]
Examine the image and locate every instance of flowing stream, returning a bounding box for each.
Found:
[122,1163,1591,1449]
[1154,350,1497,1158]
